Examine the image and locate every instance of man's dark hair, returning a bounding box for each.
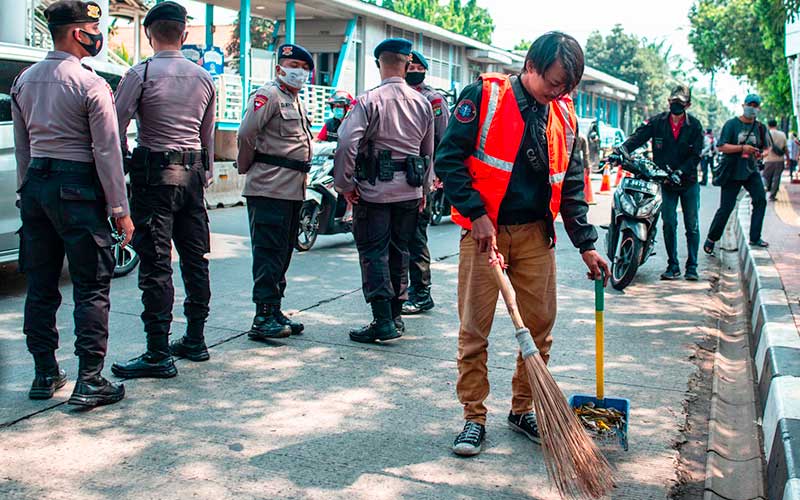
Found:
[768,119,778,127]
[147,19,185,44]
[48,23,74,42]
[378,52,410,67]
[525,31,585,93]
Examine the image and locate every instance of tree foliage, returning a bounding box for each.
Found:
[688,0,794,120]
[226,16,276,70]
[586,24,732,130]
[364,0,495,44]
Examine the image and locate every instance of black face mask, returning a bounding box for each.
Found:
[77,30,104,57]
[405,71,426,86]
[669,102,686,115]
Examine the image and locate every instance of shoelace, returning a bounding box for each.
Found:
[457,423,483,443]
[521,413,538,430]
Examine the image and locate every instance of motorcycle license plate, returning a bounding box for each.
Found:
[622,178,658,194]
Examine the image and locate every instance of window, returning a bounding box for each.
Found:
[0,59,31,122]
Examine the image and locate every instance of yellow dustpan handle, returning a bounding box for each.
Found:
[595,277,604,401]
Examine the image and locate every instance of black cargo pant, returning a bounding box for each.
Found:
[130,164,210,338]
[247,196,302,305]
[353,199,419,302]
[18,163,115,360]
[707,171,767,243]
[407,193,432,292]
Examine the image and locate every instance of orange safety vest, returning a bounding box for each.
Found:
[451,73,577,230]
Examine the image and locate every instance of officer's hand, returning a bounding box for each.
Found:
[581,250,609,286]
[344,187,360,205]
[115,215,134,248]
[471,215,496,254]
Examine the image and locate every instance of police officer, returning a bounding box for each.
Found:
[11,0,129,406]
[402,50,450,315]
[334,38,435,343]
[237,44,314,340]
[110,1,216,379]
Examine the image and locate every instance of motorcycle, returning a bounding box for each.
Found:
[296,142,352,251]
[603,151,681,291]
[429,178,450,226]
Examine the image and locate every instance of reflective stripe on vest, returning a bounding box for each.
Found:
[450,73,577,232]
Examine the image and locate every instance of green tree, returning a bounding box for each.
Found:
[688,0,795,121]
[226,16,276,70]
[513,39,533,52]
[363,0,494,44]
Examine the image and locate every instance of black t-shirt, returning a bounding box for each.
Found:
[718,117,770,181]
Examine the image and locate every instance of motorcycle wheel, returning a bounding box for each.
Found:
[611,229,643,291]
[295,202,320,252]
[430,192,445,226]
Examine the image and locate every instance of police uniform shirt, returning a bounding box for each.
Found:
[412,83,450,146]
[115,50,217,178]
[435,76,597,251]
[334,76,435,204]
[237,80,313,201]
[11,50,129,216]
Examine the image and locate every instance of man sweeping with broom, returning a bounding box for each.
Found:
[435,32,610,458]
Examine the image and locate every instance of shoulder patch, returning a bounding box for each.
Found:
[431,97,444,116]
[454,99,476,124]
[253,94,268,111]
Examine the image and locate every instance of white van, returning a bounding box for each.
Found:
[0,42,138,276]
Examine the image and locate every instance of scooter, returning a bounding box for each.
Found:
[295,142,352,251]
[604,150,680,290]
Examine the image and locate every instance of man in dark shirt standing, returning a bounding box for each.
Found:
[436,32,608,457]
[704,94,771,252]
[620,85,704,280]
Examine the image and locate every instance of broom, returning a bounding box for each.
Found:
[489,250,615,499]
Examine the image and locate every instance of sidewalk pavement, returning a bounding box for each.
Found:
[0,190,729,499]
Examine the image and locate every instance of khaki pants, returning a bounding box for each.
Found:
[456,221,557,425]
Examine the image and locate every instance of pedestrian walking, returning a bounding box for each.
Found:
[619,85,704,281]
[700,128,715,185]
[434,32,608,456]
[762,119,787,201]
[110,1,216,379]
[788,131,799,180]
[704,93,771,253]
[334,38,434,343]
[237,44,314,340]
[12,0,129,406]
[402,49,450,315]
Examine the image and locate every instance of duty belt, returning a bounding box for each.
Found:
[146,149,205,167]
[253,152,312,173]
[388,160,408,172]
[28,158,94,173]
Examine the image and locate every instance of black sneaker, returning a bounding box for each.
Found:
[29,369,67,400]
[750,239,770,248]
[170,336,210,362]
[401,293,435,315]
[249,304,291,340]
[111,351,177,379]
[68,375,125,407]
[275,309,304,335]
[660,269,681,280]
[452,421,486,456]
[508,411,541,445]
[685,269,699,281]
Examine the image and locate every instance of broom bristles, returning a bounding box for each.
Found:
[524,353,616,499]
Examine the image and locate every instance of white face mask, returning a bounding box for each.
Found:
[278,66,309,89]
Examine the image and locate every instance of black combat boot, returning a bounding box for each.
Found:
[391,299,406,334]
[249,304,291,340]
[349,299,401,343]
[170,320,210,362]
[68,356,125,407]
[111,333,177,379]
[274,306,304,335]
[401,286,434,314]
[29,352,67,400]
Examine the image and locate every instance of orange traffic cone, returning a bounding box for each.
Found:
[614,165,625,186]
[598,164,611,194]
[583,169,596,205]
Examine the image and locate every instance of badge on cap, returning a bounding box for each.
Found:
[454,99,476,123]
[254,94,268,111]
[87,4,101,19]
[282,46,293,57]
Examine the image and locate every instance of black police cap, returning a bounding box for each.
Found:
[277,44,315,70]
[44,0,102,27]
[143,1,187,27]
[374,38,413,58]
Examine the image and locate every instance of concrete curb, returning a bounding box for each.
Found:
[205,161,246,209]
[733,195,800,500]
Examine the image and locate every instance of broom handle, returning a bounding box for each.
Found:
[491,262,526,330]
[595,277,605,401]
